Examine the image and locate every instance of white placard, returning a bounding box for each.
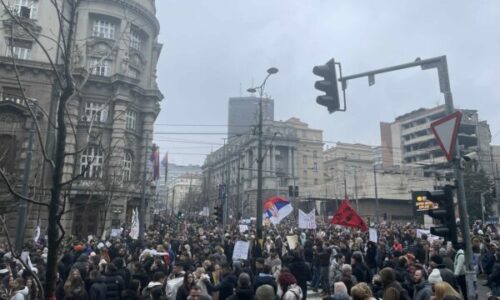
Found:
[239,225,249,233]
[369,228,378,243]
[286,235,299,250]
[298,209,317,229]
[416,229,440,242]
[111,229,122,237]
[232,240,250,261]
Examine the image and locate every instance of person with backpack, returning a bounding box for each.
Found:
[277,271,302,300]
[142,272,167,299]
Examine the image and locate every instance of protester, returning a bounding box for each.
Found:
[277,271,302,300]
[432,282,461,300]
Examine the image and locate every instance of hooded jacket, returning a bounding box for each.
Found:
[413,280,432,300]
[10,287,29,300]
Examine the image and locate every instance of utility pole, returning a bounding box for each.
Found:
[338,55,476,298]
[354,166,359,211]
[236,153,241,219]
[15,102,37,252]
[139,133,149,241]
[247,67,278,241]
[373,165,380,221]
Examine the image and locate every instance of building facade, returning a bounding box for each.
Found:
[380,105,493,176]
[166,173,202,214]
[0,0,163,239]
[203,117,323,219]
[228,96,274,138]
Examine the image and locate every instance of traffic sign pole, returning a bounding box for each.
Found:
[336,56,476,298]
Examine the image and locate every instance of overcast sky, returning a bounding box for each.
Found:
[153,1,500,166]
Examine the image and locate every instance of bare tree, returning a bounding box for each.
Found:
[0,0,137,297]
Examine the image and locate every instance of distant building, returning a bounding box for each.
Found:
[228,97,274,138]
[166,173,202,214]
[203,117,323,218]
[155,164,201,213]
[380,105,493,176]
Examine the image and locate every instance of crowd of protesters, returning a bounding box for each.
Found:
[0,215,499,300]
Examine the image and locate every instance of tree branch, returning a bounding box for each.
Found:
[0,168,49,207]
[7,19,56,169]
[0,0,64,89]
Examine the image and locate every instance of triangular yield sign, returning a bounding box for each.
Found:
[430,111,462,162]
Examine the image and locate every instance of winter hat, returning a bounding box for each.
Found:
[428,268,443,284]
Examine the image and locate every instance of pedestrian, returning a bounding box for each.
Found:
[9,278,29,300]
[431,282,461,300]
[177,272,197,300]
[350,282,378,300]
[255,284,275,300]
[63,268,88,300]
[227,273,254,300]
[277,271,302,300]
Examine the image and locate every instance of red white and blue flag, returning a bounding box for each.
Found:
[263,196,293,225]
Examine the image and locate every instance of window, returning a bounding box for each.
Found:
[313,162,318,172]
[6,41,32,60]
[126,110,137,130]
[313,150,318,158]
[92,19,116,39]
[128,67,139,79]
[123,151,133,181]
[14,0,38,19]
[80,146,103,179]
[89,58,111,76]
[84,102,108,123]
[130,30,142,50]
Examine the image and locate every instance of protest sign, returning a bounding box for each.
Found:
[286,235,299,250]
[369,228,378,242]
[232,241,250,260]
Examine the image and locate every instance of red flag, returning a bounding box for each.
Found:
[331,199,368,232]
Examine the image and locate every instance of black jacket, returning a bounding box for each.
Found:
[205,273,238,300]
[93,272,125,300]
[227,288,255,300]
[288,257,312,287]
[253,274,277,293]
[352,262,371,283]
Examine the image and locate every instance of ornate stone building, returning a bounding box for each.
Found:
[0,0,162,239]
[203,118,323,219]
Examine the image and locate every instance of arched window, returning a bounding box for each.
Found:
[123,151,133,181]
[80,146,103,179]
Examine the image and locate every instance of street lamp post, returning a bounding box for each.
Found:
[247,67,278,241]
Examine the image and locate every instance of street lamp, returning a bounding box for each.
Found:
[247,67,278,242]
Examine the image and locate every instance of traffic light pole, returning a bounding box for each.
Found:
[338,56,475,298]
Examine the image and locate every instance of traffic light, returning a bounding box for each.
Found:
[213,205,222,223]
[288,186,299,197]
[426,186,457,246]
[313,59,341,113]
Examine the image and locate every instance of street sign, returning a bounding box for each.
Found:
[430,111,462,162]
[412,191,438,212]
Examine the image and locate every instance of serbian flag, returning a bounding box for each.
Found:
[263,196,293,225]
[331,199,368,232]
